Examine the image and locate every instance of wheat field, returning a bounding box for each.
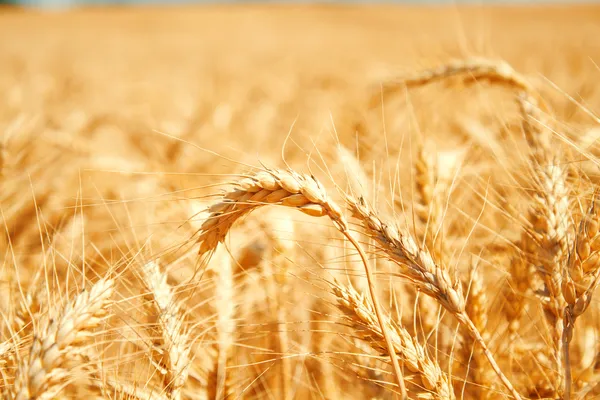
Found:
[2,4,600,399]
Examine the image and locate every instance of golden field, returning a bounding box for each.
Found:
[2,4,600,399]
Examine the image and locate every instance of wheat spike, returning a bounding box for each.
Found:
[345,195,521,399]
[561,190,600,397]
[330,279,454,399]
[142,261,191,400]
[196,168,347,255]
[12,278,114,400]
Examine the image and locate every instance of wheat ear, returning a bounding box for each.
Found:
[346,195,522,399]
[379,57,543,134]
[562,190,600,398]
[330,279,454,399]
[196,168,348,254]
[196,168,408,398]
[142,261,190,400]
[12,278,114,400]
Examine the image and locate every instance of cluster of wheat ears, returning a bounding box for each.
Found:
[2,56,600,400]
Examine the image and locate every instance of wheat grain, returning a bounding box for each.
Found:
[561,190,600,397]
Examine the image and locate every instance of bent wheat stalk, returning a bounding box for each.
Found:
[195,168,408,398]
[346,195,522,399]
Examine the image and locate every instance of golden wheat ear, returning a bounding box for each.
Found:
[12,278,114,400]
[141,261,191,400]
[345,195,522,399]
[562,189,600,398]
[330,279,454,399]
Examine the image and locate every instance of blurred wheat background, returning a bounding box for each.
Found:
[2,4,600,400]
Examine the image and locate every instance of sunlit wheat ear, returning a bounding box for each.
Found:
[196,168,347,255]
[345,195,522,399]
[12,277,114,400]
[142,261,190,400]
[195,167,408,398]
[527,152,572,379]
[347,195,464,314]
[562,189,600,397]
[520,91,572,391]
[330,279,454,399]
[379,57,550,153]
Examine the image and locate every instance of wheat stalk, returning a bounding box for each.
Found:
[12,278,114,400]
